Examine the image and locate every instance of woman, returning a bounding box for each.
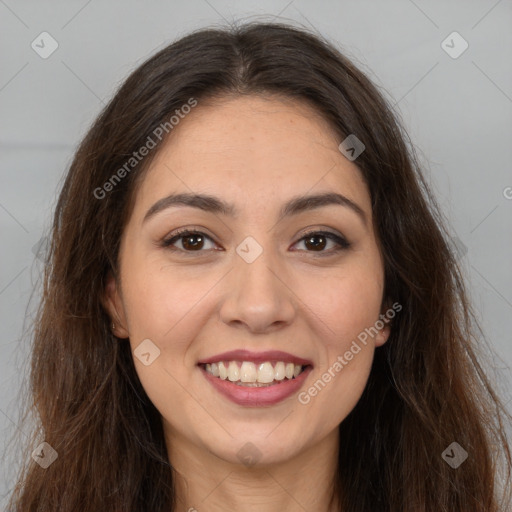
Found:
[8,21,512,511]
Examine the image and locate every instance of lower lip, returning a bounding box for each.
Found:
[200,365,312,407]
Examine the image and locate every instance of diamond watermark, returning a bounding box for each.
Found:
[31,441,58,468]
[31,32,59,59]
[133,338,161,366]
[236,442,262,467]
[236,236,263,264]
[338,134,365,161]
[442,441,468,468]
[441,32,469,59]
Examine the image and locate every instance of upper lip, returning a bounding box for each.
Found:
[198,349,313,367]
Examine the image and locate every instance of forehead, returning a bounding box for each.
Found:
[132,95,371,220]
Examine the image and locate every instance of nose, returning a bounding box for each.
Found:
[218,246,296,334]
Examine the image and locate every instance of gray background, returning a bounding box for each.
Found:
[1,0,511,505]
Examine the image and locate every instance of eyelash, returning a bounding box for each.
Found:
[161,228,351,256]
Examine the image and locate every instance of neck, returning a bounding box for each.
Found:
[165,427,340,512]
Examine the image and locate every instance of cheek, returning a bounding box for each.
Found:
[120,262,221,407]
[303,260,384,348]
[298,276,380,429]
[121,261,215,342]
[294,262,382,426]
[300,344,374,432]
[119,264,212,427]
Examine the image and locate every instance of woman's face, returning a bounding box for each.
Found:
[105,95,390,467]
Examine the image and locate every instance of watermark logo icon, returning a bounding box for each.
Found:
[338,134,365,161]
[31,32,59,59]
[441,32,468,59]
[236,236,263,264]
[236,442,262,467]
[32,441,58,468]
[133,338,160,366]
[442,441,468,468]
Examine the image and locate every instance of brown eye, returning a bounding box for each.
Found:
[303,233,328,251]
[162,230,217,252]
[180,233,206,251]
[294,231,351,254]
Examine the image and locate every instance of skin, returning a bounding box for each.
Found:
[104,94,391,512]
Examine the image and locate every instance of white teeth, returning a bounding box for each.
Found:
[274,361,285,380]
[218,361,228,380]
[257,362,274,383]
[204,360,305,384]
[227,361,240,382]
[240,361,258,382]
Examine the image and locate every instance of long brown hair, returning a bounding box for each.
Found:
[7,21,512,511]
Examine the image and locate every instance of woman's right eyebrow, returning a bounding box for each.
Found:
[142,191,367,229]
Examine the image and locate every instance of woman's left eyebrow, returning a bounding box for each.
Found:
[143,191,367,228]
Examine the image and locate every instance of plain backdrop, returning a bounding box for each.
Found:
[1,0,511,505]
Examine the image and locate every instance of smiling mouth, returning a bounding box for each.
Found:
[199,360,310,387]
